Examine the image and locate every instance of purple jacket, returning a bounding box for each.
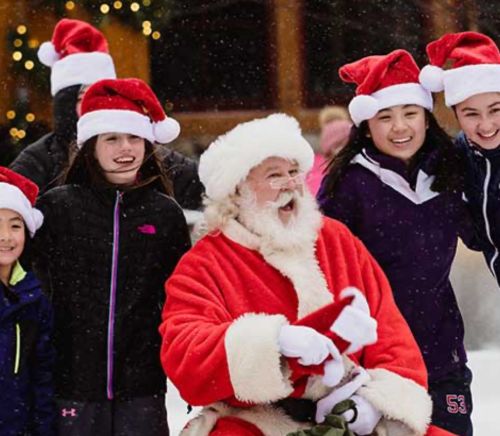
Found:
[317,147,475,381]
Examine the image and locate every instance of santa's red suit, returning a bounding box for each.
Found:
[160,217,432,436]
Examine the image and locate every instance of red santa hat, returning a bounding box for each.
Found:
[419,31,500,107]
[77,78,180,146]
[38,19,116,96]
[199,114,314,201]
[0,168,44,237]
[340,49,433,126]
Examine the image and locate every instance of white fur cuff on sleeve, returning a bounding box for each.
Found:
[225,313,294,403]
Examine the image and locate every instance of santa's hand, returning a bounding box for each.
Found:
[322,357,345,387]
[316,366,370,423]
[341,395,382,435]
[330,287,378,354]
[278,325,340,366]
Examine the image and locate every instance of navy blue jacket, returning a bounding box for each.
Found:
[317,147,476,381]
[0,271,55,436]
[456,132,500,285]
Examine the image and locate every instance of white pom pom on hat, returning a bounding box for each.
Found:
[37,42,60,67]
[153,118,181,144]
[348,95,379,127]
[419,65,445,92]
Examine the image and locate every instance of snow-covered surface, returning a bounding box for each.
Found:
[167,349,500,436]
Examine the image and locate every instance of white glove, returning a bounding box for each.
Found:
[342,395,382,435]
[330,287,378,354]
[316,366,370,423]
[277,325,340,366]
[322,357,345,387]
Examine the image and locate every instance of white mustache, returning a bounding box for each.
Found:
[266,191,296,209]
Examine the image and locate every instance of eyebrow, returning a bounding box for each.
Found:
[460,101,500,112]
[10,217,23,223]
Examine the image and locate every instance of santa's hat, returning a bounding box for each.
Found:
[77,78,180,146]
[0,168,43,237]
[419,31,500,107]
[38,19,116,96]
[199,114,314,201]
[340,50,433,126]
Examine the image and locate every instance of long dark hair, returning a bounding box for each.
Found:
[63,137,174,196]
[322,111,465,195]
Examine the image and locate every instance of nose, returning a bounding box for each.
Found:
[0,229,11,242]
[391,115,407,132]
[478,116,495,133]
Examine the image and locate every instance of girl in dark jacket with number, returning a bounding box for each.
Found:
[0,167,54,436]
[317,51,478,436]
[33,78,191,436]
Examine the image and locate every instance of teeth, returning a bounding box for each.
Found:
[392,137,412,144]
[115,157,134,163]
[480,131,498,138]
[0,247,13,252]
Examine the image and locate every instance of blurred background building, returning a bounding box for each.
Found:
[0,0,499,348]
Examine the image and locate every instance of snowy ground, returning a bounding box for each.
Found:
[167,349,500,436]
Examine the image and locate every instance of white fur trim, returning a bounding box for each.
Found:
[153,118,181,144]
[77,109,155,145]
[443,63,500,106]
[350,83,433,126]
[50,52,116,96]
[0,183,44,237]
[349,95,380,126]
[199,114,314,201]
[351,151,440,204]
[37,42,59,67]
[222,218,332,318]
[357,368,432,436]
[419,65,445,93]
[225,313,294,403]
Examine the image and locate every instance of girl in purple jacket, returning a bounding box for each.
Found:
[317,50,476,436]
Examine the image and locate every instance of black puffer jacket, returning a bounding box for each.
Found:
[33,183,191,401]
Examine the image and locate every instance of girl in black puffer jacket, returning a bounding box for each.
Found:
[33,78,191,436]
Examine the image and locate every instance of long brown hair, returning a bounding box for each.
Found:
[64,137,174,196]
[322,111,465,195]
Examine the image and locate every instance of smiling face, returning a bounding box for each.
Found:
[0,208,25,285]
[367,104,428,164]
[242,157,304,225]
[455,92,500,150]
[94,133,146,185]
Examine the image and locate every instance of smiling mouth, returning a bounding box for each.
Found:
[114,156,135,164]
[279,198,295,213]
[0,247,14,252]
[391,137,412,144]
[478,130,499,139]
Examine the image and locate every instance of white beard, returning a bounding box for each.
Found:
[237,186,323,254]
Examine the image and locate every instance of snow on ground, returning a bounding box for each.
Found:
[167,349,500,436]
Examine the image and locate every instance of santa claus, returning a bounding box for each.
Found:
[160,114,432,436]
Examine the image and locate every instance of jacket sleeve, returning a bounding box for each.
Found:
[353,237,432,436]
[32,192,58,294]
[160,148,205,211]
[31,295,56,436]
[9,135,54,191]
[160,252,293,407]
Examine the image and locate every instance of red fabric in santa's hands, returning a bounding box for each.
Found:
[285,295,354,383]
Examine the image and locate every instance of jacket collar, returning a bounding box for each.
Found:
[353,148,440,204]
[457,131,500,161]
